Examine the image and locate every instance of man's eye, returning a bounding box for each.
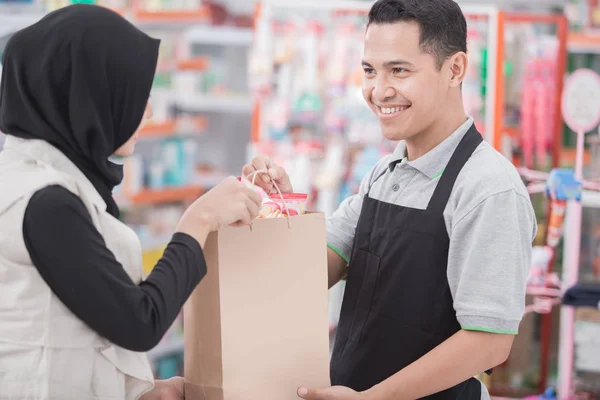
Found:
[392,68,407,74]
[364,68,375,76]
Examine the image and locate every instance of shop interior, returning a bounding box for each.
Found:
[2,0,600,398]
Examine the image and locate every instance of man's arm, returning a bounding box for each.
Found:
[298,328,513,400]
[295,188,537,400]
[327,248,348,288]
[364,330,512,399]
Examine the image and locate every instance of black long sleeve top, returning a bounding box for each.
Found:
[22,185,206,352]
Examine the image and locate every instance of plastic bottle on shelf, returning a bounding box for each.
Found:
[521,41,538,169]
[248,5,274,99]
[529,246,554,286]
[293,20,323,128]
[537,37,558,170]
[183,139,198,183]
[463,30,484,131]
[547,199,567,248]
[122,155,144,196]
[265,59,292,141]
[545,169,583,247]
[149,161,166,190]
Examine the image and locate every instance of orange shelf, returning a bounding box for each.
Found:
[139,121,177,138]
[130,186,205,205]
[134,8,210,22]
[177,57,209,71]
[568,32,600,46]
[559,147,591,166]
[139,117,207,138]
[504,13,564,24]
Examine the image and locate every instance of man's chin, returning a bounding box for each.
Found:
[381,127,409,142]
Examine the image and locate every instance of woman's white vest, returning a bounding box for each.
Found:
[0,136,155,400]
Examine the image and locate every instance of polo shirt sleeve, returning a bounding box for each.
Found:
[326,160,388,264]
[448,189,537,334]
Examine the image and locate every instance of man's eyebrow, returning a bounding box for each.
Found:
[361,60,415,68]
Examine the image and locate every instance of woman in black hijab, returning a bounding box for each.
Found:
[0,5,261,400]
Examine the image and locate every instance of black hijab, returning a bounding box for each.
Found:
[0,4,160,217]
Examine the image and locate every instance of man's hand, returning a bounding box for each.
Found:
[297,386,367,400]
[140,377,185,400]
[242,155,293,195]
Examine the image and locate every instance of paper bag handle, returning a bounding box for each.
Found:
[244,169,292,229]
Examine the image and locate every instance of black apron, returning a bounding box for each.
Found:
[330,125,484,399]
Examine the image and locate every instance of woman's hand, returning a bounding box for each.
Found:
[176,177,263,246]
[140,377,185,400]
[242,156,294,195]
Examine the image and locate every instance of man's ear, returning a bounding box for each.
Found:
[447,52,468,88]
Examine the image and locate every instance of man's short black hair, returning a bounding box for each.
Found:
[367,0,468,69]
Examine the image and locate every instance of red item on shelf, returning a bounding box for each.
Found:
[547,199,566,247]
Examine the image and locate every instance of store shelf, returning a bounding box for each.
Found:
[129,185,205,206]
[139,121,178,138]
[177,57,209,71]
[560,147,591,166]
[134,8,210,21]
[176,94,253,114]
[132,7,210,29]
[147,338,184,362]
[184,25,253,46]
[139,116,207,138]
[567,32,600,54]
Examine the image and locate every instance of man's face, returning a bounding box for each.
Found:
[362,21,450,142]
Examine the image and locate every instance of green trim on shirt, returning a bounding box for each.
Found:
[462,326,518,335]
[327,243,350,264]
[431,168,445,180]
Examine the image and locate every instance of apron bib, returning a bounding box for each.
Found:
[330,125,484,399]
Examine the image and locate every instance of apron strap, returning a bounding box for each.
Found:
[427,124,483,213]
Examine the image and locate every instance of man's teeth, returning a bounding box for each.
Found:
[380,106,409,114]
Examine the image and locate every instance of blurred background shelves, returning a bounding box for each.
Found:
[4,0,600,396]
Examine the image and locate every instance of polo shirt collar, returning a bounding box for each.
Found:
[388,117,475,179]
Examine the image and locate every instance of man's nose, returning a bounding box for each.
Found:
[372,77,396,103]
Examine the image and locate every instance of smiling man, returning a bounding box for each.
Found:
[244,0,537,399]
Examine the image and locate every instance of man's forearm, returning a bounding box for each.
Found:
[327,247,348,289]
[364,330,514,400]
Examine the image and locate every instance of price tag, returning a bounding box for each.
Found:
[562,68,600,133]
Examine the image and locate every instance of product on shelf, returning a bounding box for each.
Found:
[547,199,567,247]
[135,0,204,12]
[565,0,600,31]
[510,28,560,170]
[546,168,583,247]
[464,18,488,133]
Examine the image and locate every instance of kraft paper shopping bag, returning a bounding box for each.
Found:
[183,212,331,400]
